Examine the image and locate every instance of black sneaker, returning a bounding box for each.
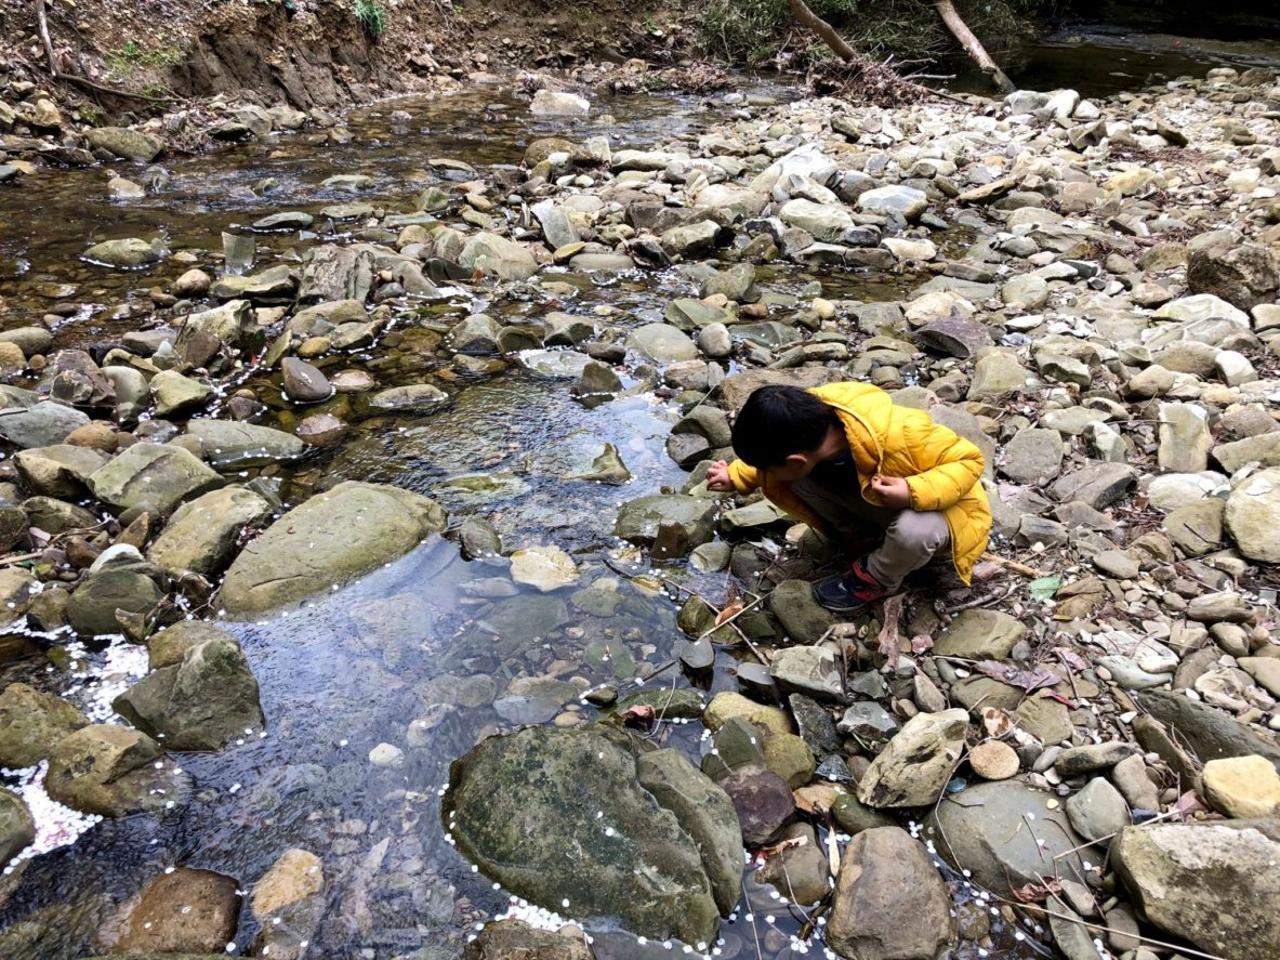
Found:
[812,559,887,615]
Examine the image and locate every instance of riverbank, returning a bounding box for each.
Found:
[0,52,1279,960]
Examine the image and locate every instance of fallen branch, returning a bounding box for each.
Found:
[787,0,857,61]
[932,0,1015,94]
[980,551,1044,578]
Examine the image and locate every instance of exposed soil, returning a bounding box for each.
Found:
[0,0,700,124]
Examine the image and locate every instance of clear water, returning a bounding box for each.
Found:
[3,29,1272,954]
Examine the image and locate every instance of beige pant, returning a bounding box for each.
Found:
[791,476,951,593]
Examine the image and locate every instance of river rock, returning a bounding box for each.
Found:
[88,442,222,515]
[82,237,165,269]
[0,400,90,449]
[0,789,33,869]
[1065,777,1130,843]
[968,349,1031,398]
[827,826,954,960]
[509,544,578,592]
[770,644,844,701]
[252,847,323,918]
[934,609,1027,659]
[113,632,263,750]
[1202,755,1280,817]
[1186,243,1280,311]
[719,768,795,847]
[45,723,173,816]
[768,580,836,645]
[464,920,593,960]
[1140,689,1280,768]
[117,867,241,954]
[1224,466,1280,562]
[369,383,451,414]
[0,682,89,768]
[636,748,744,914]
[1113,819,1280,960]
[210,264,297,303]
[447,726,721,945]
[857,709,968,808]
[178,299,263,356]
[614,494,716,548]
[999,427,1063,483]
[1050,461,1137,508]
[529,88,590,116]
[220,481,445,615]
[14,443,106,496]
[626,323,699,363]
[459,232,539,280]
[925,780,1090,894]
[66,560,163,635]
[149,369,212,417]
[86,126,165,161]
[1158,402,1212,472]
[858,185,927,220]
[753,821,828,905]
[704,691,793,737]
[281,357,332,402]
[183,418,306,466]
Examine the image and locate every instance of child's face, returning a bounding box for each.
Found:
[766,425,847,482]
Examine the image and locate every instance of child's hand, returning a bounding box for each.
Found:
[706,460,735,492]
[871,474,912,509]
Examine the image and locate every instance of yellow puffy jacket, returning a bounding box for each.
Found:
[726,381,992,584]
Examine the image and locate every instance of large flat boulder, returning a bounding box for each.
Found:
[924,780,1090,895]
[219,481,446,616]
[147,486,273,576]
[1113,819,1280,960]
[45,724,180,816]
[88,443,223,516]
[183,418,305,467]
[446,727,721,946]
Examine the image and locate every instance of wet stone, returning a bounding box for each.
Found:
[719,768,794,847]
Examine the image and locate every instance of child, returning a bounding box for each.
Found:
[706,382,992,614]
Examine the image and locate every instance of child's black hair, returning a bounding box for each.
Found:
[731,385,841,468]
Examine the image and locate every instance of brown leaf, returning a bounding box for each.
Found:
[1010,878,1062,903]
[973,659,1058,693]
[715,601,744,626]
[619,705,655,729]
[753,836,805,861]
[910,633,934,654]
[1173,790,1208,818]
[980,706,1015,739]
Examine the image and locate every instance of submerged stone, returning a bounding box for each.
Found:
[446,726,721,945]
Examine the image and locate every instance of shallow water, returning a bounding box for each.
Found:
[0,35,1262,956]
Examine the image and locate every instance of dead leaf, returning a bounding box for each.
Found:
[1010,878,1063,903]
[753,836,804,862]
[715,601,744,626]
[974,660,1058,693]
[981,706,1015,739]
[1173,790,1207,818]
[1055,647,1088,671]
[618,705,655,729]
[877,594,904,669]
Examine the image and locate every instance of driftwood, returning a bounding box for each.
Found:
[932,0,1014,93]
[787,0,857,61]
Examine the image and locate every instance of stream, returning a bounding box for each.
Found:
[1,27,1279,960]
